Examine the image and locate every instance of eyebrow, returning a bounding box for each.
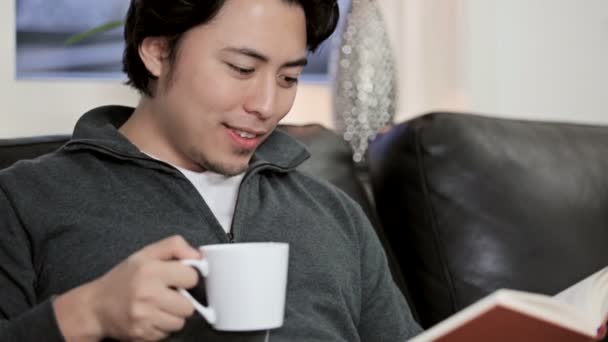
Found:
[222,47,308,68]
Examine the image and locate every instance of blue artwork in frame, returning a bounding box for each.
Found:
[15,0,351,82]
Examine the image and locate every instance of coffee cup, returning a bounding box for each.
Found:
[179,242,289,331]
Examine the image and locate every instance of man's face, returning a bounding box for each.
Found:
[150,0,307,176]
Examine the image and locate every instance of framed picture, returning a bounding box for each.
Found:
[15,0,351,82]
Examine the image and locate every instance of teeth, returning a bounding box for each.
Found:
[235,130,256,139]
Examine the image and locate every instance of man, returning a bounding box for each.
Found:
[0,0,421,341]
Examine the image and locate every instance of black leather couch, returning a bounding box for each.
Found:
[368,112,608,329]
[2,113,608,332]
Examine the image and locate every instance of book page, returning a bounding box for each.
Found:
[554,266,608,330]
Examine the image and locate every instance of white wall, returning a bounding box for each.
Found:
[396,0,608,124]
[395,0,470,121]
[466,0,608,124]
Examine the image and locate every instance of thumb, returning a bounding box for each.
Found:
[140,235,201,261]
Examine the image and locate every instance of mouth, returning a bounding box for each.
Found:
[224,124,267,150]
[232,128,259,139]
[225,124,266,138]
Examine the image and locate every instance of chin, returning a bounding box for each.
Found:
[193,147,252,176]
[202,158,249,176]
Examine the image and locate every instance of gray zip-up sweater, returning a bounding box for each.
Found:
[0,106,421,341]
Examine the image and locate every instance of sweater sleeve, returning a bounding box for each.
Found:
[353,205,422,341]
[0,187,65,342]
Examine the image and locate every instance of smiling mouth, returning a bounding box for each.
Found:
[233,129,257,139]
[224,124,268,151]
[224,124,266,139]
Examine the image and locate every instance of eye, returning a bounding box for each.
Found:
[227,63,254,76]
[279,75,299,88]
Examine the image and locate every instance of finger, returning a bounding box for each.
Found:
[129,320,169,342]
[132,327,168,342]
[156,288,196,318]
[156,261,200,289]
[152,309,188,333]
[139,235,201,261]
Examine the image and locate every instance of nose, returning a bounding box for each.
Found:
[244,74,276,120]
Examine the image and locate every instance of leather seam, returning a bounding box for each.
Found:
[414,118,458,314]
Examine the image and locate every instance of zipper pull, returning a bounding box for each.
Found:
[226,232,235,243]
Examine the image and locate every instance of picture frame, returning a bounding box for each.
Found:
[15,0,351,82]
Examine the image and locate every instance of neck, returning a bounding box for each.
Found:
[118,97,206,172]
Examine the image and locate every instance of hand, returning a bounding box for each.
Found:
[54,235,202,342]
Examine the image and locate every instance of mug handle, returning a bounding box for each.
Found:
[179,259,217,324]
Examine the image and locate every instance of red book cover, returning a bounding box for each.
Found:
[436,306,596,342]
[410,267,608,342]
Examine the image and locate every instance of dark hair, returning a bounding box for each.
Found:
[123,0,339,96]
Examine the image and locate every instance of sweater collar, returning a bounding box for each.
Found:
[68,105,310,172]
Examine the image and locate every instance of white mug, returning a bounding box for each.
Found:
[179,242,289,331]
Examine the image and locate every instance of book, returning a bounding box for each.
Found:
[409,266,608,342]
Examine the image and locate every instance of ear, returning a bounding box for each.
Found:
[139,36,170,78]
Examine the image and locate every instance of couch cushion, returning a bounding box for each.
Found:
[0,135,70,169]
[368,112,608,327]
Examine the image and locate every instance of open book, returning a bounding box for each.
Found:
[409,266,608,342]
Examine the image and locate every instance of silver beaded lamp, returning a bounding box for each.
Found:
[330,0,397,163]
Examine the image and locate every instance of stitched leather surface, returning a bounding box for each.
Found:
[368,112,608,328]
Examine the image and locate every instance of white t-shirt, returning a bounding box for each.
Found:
[143,153,244,233]
[175,166,244,233]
